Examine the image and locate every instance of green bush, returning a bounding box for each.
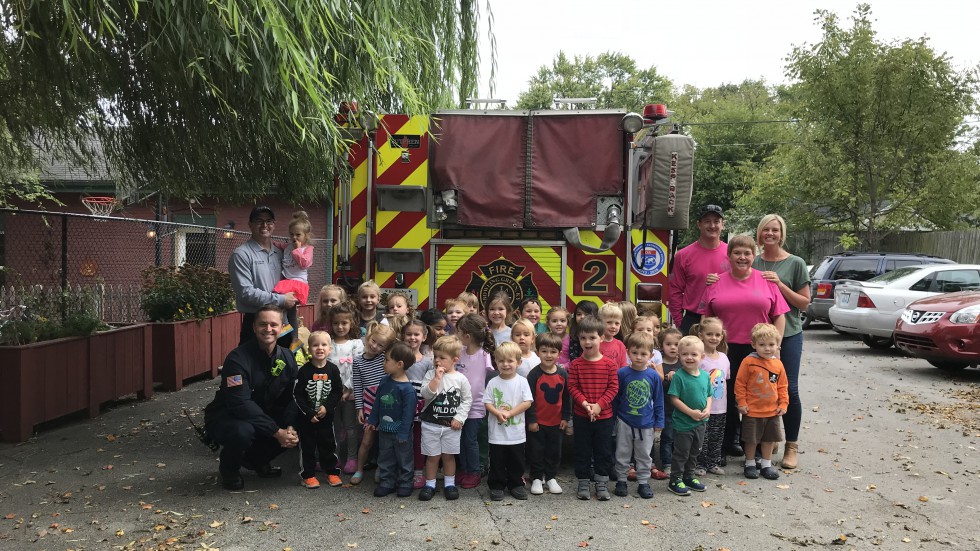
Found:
[141,264,235,322]
[0,286,107,346]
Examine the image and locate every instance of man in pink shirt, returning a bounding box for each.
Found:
[668,205,730,335]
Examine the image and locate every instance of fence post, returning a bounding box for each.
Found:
[61,214,68,322]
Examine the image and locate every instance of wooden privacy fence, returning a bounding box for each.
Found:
[789,230,980,265]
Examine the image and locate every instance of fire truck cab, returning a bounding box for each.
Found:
[333,102,695,318]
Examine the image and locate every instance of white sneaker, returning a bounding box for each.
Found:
[546,478,563,494]
[530,478,544,495]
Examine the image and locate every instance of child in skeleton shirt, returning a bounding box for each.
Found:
[293,331,344,488]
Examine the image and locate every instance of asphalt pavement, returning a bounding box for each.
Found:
[1,326,978,551]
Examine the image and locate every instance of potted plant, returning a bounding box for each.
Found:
[141,264,237,391]
[0,285,153,443]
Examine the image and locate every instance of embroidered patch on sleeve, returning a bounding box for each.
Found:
[226,374,243,387]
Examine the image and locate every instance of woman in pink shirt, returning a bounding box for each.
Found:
[699,234,788,458]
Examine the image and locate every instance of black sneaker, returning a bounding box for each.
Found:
[760,466,780,480]
[614,481,628,497]
[220,470,244,491]
[489,489,505,501]
[667,479,690,496]
[396,487,413,498]
[444,485,460,500]
[743,465,759,479]
[418,486,435,501]
[637,483,653,499]
[682,477,706,492]
[510,486,528,500]
[374,485,396,497]
[724,444,745,457]
[252,463,282,478]
[720,456,728,467]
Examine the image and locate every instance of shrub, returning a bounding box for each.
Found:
[140,264,235,322]
[0,285,106,345]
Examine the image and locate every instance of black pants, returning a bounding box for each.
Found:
[377,431,414,490]
[488,443,526,491]
[724,343,755,450]
[527,425,563,481]
[298,415,338,479]
[240,312,294,349]
[208,416,286,474]
[680,311,702,336]
[671,424,706,481]
[573,415,613,481]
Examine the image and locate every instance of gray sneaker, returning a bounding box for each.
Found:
[577,479,591,500]
[595,481,611,501]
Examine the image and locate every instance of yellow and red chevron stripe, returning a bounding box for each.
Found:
[371,115,436,309]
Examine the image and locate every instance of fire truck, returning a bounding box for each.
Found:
[332,101,695,317]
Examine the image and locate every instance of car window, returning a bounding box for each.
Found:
[932,269,980,293]
[812,257,834,279]
[870,266,922,284]
[887,259,922,271]
[909,273,933,292]
[833,258,879,281]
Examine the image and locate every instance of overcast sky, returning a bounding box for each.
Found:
[477,0,979,105]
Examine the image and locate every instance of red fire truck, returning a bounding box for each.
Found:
[332,102,695,317]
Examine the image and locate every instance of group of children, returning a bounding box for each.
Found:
[287,280,790,502]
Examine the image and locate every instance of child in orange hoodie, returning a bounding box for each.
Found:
[734,323,788,481]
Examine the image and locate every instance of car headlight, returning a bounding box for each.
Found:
[949,304,980,324]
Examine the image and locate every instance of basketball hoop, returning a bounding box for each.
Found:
[82,196,118,219]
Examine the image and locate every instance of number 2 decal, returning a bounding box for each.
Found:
[583,259,609,293]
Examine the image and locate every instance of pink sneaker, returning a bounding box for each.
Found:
[343,459,358,475]
[413,474,426,489]
[458,472,480,489]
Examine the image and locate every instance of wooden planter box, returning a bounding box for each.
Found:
[152,311,241,392]
[0,324,153,443]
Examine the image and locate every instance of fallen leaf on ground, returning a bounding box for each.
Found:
[269,503,280,510]
[241,517,253,524]
[209,520,224,528]
[578,543,589,548]
[902,537,911,543]
[918,496,929,502]
[641,520,650,525]
[4,514,15,520]
[701,501,714,508]
[102,465,114,470]
[550,515,558,520]
[361,508,371,514]
[776,484,790,489]
[115,529,125,537]
[106,434,117,442]
[737,481,748,486]
[156,463,166,468]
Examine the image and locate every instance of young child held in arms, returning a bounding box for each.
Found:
[666,336,712,496]
[293,331,343,489]
[734,323,788,481]
[484,342,534,501]
[598,302,628,368]
[273,211,315,346]
[526,332,570,495]
[368,342,419,497]
[694,317,730,476]
[511,318,540,377]
[418,336,473,501]
[569,316,620,501]
[613,332,664,499]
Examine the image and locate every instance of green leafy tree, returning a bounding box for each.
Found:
[739,4,979,249]
[0,0,490,203]
[515,52,672,111]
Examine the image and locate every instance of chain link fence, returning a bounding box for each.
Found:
[0,208,331,323]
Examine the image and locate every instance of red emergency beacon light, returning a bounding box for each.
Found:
[643,103,669,122]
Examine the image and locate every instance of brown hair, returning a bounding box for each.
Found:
[289,210,313,241]
[692,316,728,353]
[455,312,497,368]
[626,331,655,352]
[535,331,563,353]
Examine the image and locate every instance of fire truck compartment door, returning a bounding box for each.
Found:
[431,241,566,311]
[429,114,527,228]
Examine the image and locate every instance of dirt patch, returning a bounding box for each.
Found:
[890,384,980,434]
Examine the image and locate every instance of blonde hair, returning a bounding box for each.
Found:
[636,302,661,317]
[510,318,536,338]
[618,301,638,338]
[289,210,313,240]
[387,314,410,337]
[444,298,464,312]
[751,323,781,344]
[691,316,728,353]
[494,341,523,363]
[756,214,788,248]
[308,330,332,347]
[318,284,348,319]
[457,291,479,310]
[678,335,705,354]
[432,335,462,359]
[357,279,381,298]
[598,302,623,321]
[385,291,412,313]
[365,323,396,346]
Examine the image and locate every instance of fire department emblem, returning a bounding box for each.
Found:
[467,257,539,311]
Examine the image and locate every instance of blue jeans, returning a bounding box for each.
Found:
[780,332,804,441]
[457,417,482,475]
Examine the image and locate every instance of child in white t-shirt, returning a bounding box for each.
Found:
[511,319,541,377]
[484,341,533,501]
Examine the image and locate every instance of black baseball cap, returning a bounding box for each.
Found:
[697,204,724,220]
[249,205,275,222]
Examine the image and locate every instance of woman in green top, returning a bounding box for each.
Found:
[753,214,810,470]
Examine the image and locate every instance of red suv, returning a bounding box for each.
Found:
[893,290,980,371]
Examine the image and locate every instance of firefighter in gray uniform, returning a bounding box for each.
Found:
[205,305,300,490]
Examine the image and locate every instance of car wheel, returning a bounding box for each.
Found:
[801,311,811,329]
[861,335,893,349]
[927,360,970,371]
